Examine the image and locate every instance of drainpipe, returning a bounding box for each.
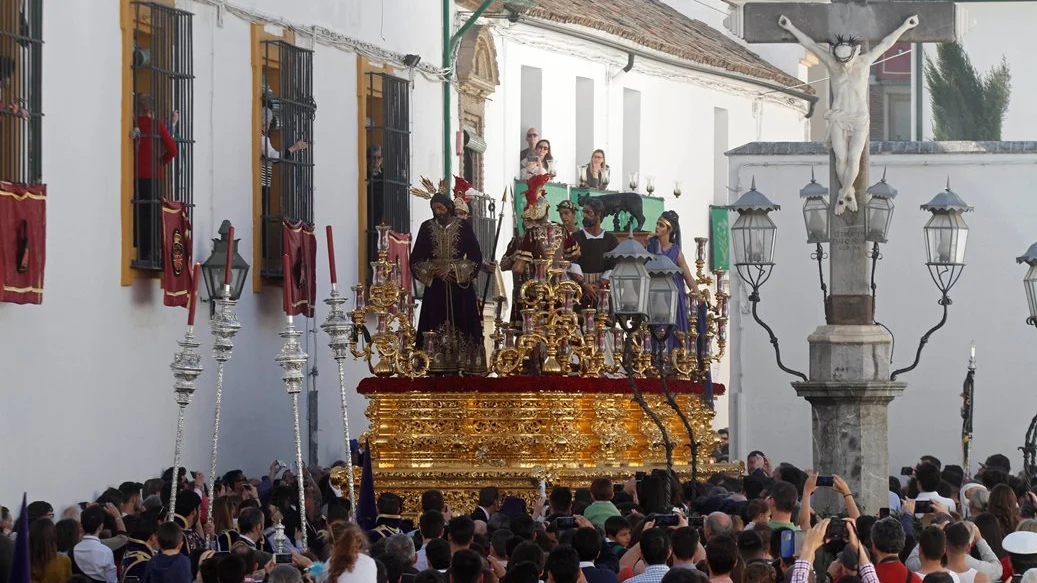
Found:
[443,0,496,177]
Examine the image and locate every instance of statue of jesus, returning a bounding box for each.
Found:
[778,13,918,214]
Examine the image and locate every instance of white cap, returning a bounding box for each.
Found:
[1004,531,1037,555]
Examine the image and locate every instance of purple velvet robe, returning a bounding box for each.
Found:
[410,217,487,375]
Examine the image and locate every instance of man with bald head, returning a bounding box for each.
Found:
[704,512,734,542]
[520,127,539,162]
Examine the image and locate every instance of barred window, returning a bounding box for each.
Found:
[0,0,43,185]
[365,72,410,275]
[130,2,194,271]
[467,192,496,301]
[260,40,315,278]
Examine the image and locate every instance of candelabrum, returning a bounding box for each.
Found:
[670,237,729,381]
[275,314,309,550]
[348,225,430,378]
[490,234,585,376]
[206,286,241,546]
[168,327,203,523]
[321,283,357,518]
[568,289,622,377]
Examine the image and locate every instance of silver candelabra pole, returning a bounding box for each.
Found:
[276,313,309,549]
[321,284,358,517]
[206,285,241,546]
[168,326,204,523]
[274,521,287,554]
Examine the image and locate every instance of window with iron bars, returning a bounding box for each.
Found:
[365,72,410,277]
[466,192,497,302]
[0,0,43,185]
[130,1,194,271]
[260,40,315,278]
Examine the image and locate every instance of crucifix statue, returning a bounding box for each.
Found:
[740,0,956,514]
[779,13,917,214]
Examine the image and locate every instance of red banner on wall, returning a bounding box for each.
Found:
[161,199,193,308]
[282,219,317,318]
[0,182,46,305]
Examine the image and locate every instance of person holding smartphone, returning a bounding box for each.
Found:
[798,473,860,531]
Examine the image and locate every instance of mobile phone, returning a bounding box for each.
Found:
[879,507,890,518]
[635,471,646,482]
[816,476,834,488]
[915,500,934,514]
[826,517,847,540]
[900,466,914,476]
[538,480,546,499]
[688,515,704,528]
[274,553,293,565]
[652,513,679,527]
[553,516,577,530]
[779,530,805,559]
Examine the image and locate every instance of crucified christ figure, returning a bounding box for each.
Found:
[779,13,918,214]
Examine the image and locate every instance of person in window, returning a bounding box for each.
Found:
[535,139,555,178]
[367,145,384,180]
[261,106,309,198]
[134,94,178,262]
[520,127,539,162]
[519,154,544,181]
[580,150,610,190]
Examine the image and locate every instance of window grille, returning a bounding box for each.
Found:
[130,2,194,271]
[365,72,410,275]
[0,0,43,185]
[260,40,316,278]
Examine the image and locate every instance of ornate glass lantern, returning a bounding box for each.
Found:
[800,168,829,244]
[920,180,973,293]
[865,168,898,244]
[201,220,251,303]
[645,253,680,326]
[1017,242,1037,325]
[729,178,780,290]
[604,237,653,319]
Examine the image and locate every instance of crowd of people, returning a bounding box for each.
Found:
[518,127,610,190]
[4,451,1037,583]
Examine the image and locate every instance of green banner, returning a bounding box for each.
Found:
[710,206,730,272]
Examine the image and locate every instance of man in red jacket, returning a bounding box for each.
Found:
[134,94,178,261]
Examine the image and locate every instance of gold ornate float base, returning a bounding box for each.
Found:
[333,376,736,513]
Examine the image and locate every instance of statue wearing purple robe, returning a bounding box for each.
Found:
[410,193,487,375]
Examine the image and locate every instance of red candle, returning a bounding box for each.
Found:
[187,262,201,327]
[282,253,292,316]
[326,225,337,285]
[224,225,235,287]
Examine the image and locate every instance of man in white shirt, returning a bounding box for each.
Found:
[73,506,117,583]
[914,463,957,514]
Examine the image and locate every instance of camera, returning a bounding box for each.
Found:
[553,516,577,530]
[826,516,847,541]
[651,513,679,527]
[687,515,704,528]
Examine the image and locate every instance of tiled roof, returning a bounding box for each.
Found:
[459,0,808,91]
[726,141,1037,156]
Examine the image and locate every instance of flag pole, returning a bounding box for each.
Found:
[962,342,976,476]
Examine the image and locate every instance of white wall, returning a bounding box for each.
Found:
[921,3,1037,141]
[727,147,1037,475]
[0,0,445,509]
[481,21,811,432]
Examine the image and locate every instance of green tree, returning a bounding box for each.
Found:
[925,42,1011,140]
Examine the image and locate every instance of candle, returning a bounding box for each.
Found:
[224,226,235,287]
[326,225,337,287]
[970,342,976,360]
[282,253,292,320]
[187,262,201,327]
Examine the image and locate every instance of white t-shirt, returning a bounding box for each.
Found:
[335,553,378,583]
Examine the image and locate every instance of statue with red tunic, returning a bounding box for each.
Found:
[410,189,487,376]
[499,174,580,327]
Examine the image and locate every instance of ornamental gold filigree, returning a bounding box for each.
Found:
[347,224,430,378]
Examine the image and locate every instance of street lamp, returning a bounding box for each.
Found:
[1017,242,1037,327]
[800,169,829,305]
[890,179,973,380]
[865,168,897,244]
[729,178,808,382]
[201,220,251,311]
[604,237,675,469]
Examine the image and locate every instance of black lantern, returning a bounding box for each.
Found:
[800,168,829,244]
[201,220,250,307]
[1017,242,1037,326]
[604,237,654,320]
[729,178,780,291]
[865,168,898,244]
[645,253,680,326]
[920,179,972,293]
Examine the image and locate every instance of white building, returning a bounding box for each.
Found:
[726,141,1037,474]
[0,0,448,508]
